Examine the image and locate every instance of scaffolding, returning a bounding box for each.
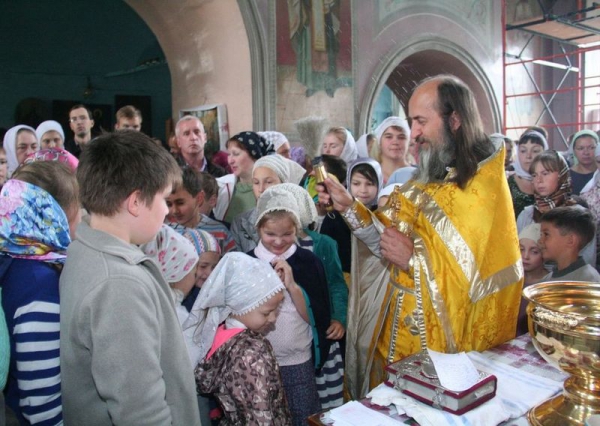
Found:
[503,0,600,147]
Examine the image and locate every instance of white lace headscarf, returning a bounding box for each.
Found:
[255,184,302,231]
[253,154,306,185]
[140,225,199,283]
[275,183,318,229]
[185,252,285,363]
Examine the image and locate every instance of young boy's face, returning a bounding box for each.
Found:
[539,222,570,262]
[165,187,201,228]
[195,251,220,288]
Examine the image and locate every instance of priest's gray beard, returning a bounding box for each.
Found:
[413,127,456,185]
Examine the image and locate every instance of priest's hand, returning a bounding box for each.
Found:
[316,177,354,213]
[380,227,414,270]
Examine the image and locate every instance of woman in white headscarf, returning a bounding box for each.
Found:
[322,127,358,165]
[35,120,65,149]
[3,125,38,178]
[230,154,306,252]
[370,117,411,184]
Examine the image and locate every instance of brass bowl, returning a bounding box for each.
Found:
[523,281,600,426]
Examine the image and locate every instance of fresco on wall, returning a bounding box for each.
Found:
[375,0,492,48]
[276,0,353,134]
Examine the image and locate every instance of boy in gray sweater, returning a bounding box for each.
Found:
[59,131,201,425]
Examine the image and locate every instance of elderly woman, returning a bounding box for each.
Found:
[322,127,359,165]
[36,120,65,150]
[507,130,548,218]
[230,154,306,252]
[214,131,274,223]
[3,125,38,178]
[369,117,411,184]
[569,129,599,195]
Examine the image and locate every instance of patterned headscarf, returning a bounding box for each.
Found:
[35,120,65,144]
[230,131,274,160]
[276,183,318,229]
[182,228,221,255]
[141,225,199,283]
[0,179,70,263]
[258,131,289,151]
[184,252,285,362]
[346,158,384,207]
[533,151,572,216]
[253,154,306,185]
[3,125,36,178]
[23,148,79,172]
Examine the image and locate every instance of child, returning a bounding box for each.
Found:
[250,186,331,425]
[517,150,596,267]
[167,166,237,253]
[279,183,347,409]
[517,223,548,335]
[346,158,383,209]
[0,161,80,425]
[191,252,292,425]
[59,131,201,425]
[540,206,600,282]
[180,228,222,312]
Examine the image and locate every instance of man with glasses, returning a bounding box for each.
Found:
[65,104,95,158]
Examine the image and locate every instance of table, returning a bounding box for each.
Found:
[308,334,566,425]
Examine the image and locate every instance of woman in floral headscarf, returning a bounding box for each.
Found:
[214,131,274,223]
[0,161,80,425]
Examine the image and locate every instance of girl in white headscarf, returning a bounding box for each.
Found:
[370,117,411,184]
[3,125,38,178]
[188,252,292,425]
[322,127,359,165]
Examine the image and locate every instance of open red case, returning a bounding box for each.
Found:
[384,351,497,416]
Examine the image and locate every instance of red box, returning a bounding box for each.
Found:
[385,351,497,416]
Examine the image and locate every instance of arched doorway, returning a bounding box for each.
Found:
[362,40,501,135]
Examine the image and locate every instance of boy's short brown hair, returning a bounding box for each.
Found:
[77,130,180,216]
[540,206,596,250]
[198,172,218,199]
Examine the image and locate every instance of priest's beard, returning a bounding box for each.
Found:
[413,125,456,185]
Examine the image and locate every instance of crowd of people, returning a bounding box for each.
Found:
[0,75,599,425]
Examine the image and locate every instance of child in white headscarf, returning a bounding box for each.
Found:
[249,186,331,425]
[189,252,292,425]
